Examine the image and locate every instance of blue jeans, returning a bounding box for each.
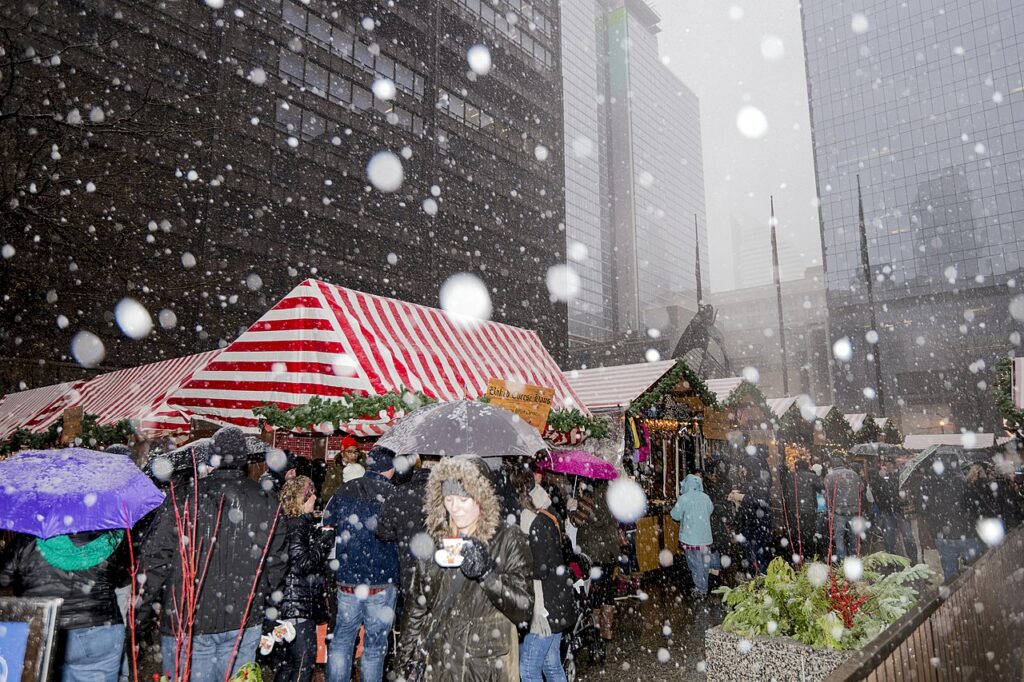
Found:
[520,632,566,682]
[830,513,857,559]
[327,585,397,682]
[684,547,710,595]
[936,538,985,582]
[880,512,918,561]
[62,624,124,682]
[161,626,261,682]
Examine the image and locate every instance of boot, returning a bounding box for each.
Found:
[600,604,616,641]
[589,609,606,664]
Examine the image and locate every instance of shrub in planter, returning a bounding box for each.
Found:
[714,552,933,650]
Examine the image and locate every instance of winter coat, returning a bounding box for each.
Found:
[138,467,288,635]
[0,530,127,630]
[323,471,400,587]
[400,456,533,681]
[737,471,773,547]
[377,466,430,594]
[277,514,333,621]
[869,471,903,516]
[914,464,972,540]
[574,485,620,565]
[670,475,714,546]
[824,465,864,515]
[703,471,734,549]
[521,502,574,634]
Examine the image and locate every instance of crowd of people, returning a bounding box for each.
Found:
[2,427,1023,682]
[667,445,1024,600]
[0,427,625,682]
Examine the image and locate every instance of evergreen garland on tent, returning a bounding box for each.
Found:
[721,380,775,428]
[0,415,135,456]
[821,409,854,449]
[778,404,815,448]
[996,356,1024,435]
[625,359,718,417]
[855,413,883,444]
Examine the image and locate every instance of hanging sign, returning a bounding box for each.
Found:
[485,379,555,432]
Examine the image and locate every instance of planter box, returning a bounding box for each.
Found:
[705,626,854,682]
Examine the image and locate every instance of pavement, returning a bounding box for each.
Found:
[571,569,724,681]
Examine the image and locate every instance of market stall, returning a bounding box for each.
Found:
[165,279,589,445]
[566,359,740,571]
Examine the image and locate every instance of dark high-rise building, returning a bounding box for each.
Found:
[0,0,566,392]
[801,1,1024,433]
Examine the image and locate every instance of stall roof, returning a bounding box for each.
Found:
[564,360,742,411]
[167,279,585,435]
[1,351,220,439]
[845,413,889,432]
[0,380,84,440]
[766,397,798,417]
[903,433,994,450]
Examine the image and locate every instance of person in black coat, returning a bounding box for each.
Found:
[138,426,288,682]
[1,529,128,680]
[272,476,333,682]
[783,460,825,561]
[730,457,773,575]
[376,456,437,597]
[869,458,918,561]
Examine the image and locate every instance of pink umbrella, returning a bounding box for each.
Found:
[537,450,618,480]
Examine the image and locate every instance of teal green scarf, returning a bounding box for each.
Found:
[36,530,124,571]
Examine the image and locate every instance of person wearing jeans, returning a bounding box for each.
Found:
[936,537,985,582]
[671,475,714,596]
[322,446,400,682]
[64,624,125,682]
[328,585,398,682]
[162,626,262,682]
[520,632,566,682]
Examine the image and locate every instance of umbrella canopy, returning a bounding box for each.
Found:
[850,442,909,458]
[0,448,164,539]
[375,400,548,458]
[537,450,618,480]
[899,444,964,489]
[145,434,268,478]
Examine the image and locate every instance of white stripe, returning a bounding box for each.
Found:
[234,328,342,344]
[390,302,460,400]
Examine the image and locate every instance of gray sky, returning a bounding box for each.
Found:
[650,0,823,292]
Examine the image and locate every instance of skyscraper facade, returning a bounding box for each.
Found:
[561,0,708,364]
[801,0,1024,431]
[0,0,568,390]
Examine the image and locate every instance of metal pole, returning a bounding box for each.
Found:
[770,196,790,395]
[856,175,886,413]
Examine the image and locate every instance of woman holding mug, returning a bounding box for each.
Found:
[398,455,533,680]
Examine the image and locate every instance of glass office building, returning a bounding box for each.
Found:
[801,0,1024,431]
[561,0,708,361]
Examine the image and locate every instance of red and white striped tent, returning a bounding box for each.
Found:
[167,279,587,436]
[0,351,219,439]
[0,380,84,440]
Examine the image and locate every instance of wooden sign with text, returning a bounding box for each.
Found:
[485,379,555,433]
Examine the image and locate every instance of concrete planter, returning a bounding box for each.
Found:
[705,626,855,682]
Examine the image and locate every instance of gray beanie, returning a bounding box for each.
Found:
[442,478,469,498]
[212,426,249,469]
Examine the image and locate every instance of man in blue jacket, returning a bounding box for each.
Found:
[323,446,399,682]
[670,474,714,597]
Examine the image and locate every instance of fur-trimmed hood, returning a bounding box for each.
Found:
[424,455,500,543]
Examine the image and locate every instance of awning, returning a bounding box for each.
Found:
[766,397,798,418]
[564,360,742,412]
[3,351,220,438]
[0,380,84,440]
[903,433,994,450]
[845,413,889,432]
[167,279,585,435]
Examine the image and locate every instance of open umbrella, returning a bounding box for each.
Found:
[0,448,164,538]
[144,434,268,477]
[375,399,548,458]
[537,450,617,480]
[850,442,909,458]
[899,444,964,489]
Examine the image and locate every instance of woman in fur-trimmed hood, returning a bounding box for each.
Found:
[398,455,533,681]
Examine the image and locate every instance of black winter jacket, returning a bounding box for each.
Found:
[0,531,127,630]
[376,467,430,594]
[869,472,903,516]
[277,514,333,621]
[138,468,288,635]
[524,510,574,633]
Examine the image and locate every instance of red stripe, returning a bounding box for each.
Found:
[386,297,457,398]
[250,318,333,332]
[228,340,346,353]
[364,295,415,389]
[318,283,389,394]
[272,296,323,310]
[202,360,339,375]
[178,379,360,396]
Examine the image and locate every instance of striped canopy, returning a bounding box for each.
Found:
[0,351,219,440]
[166,279,586,436]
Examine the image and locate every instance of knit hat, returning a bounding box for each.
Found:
[442,478,469,498]
[365,445,395,474]
[212,426,249,469]
[105,444,132,457]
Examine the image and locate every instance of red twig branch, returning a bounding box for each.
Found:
[122,503,140,682]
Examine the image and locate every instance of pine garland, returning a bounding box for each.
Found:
[996,356,1024,435]
[253,390,438,432]
[721,380,775,427]
[0,414,135,455]
[546,408,610,439]
[625,359,718,417]
[778,404,814,448]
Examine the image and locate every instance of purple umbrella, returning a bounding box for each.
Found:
[0,448,165,539]
[537,450,618,480]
